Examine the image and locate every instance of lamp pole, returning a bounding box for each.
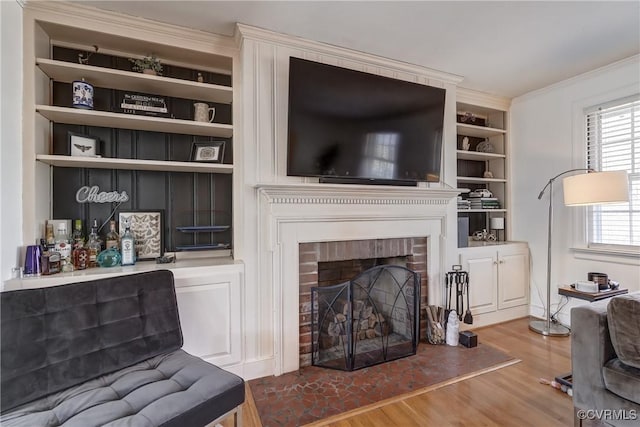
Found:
[529,168,591,336]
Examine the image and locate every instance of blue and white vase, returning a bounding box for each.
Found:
[72,79,94,109]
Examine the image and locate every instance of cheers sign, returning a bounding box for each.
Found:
[76,186,129,203]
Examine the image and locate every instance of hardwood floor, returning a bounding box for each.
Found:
[225,317,573,427]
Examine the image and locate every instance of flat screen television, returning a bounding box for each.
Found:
[287,57,446,185]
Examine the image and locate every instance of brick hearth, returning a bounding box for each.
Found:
[298,237,428,367]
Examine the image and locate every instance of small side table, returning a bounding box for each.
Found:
[558,286,628,302]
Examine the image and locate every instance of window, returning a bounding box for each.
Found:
[585,96,639,251]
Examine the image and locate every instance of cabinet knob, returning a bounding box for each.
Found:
[493,261,498,265]
[499,260,505,264]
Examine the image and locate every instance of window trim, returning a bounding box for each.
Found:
[570,84,640,262]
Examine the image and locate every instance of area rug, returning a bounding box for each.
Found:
[249,343,518,426]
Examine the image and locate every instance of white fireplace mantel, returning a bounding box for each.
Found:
[256,182,464,205]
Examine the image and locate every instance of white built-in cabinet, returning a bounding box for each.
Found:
[459,242,530,327]
[173,265,243,367]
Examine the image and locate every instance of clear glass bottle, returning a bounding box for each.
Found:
[54,222,73,272]
[87,219,102,268]
[120,220,136,266]
[105,220,121,250]
[45,223,56,250]
[72,219,85,249]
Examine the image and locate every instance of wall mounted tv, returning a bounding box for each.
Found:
[287,57,446,185]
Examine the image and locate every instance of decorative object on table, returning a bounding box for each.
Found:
[128,54,163,75]
[77,45,99,65]
[68,132,100,157]
[587,272,610,291]
[530,169,629,337]
[193,102,215,123]
[469,188,492,198]
[119,92,169,117]
[483,170,494,178]
[461,136,470,151]
[72,78,94,109]
[458,112,476,124]
[118,211,163,260]
[190,140,225,163]
[96,247,121,267]
[476,138,494,153]
[490,217,505,241]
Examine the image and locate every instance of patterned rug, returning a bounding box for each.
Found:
[249,342,517,426]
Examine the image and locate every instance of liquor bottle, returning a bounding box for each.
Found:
[87,219,102,268]
[105,220,121,250]
[72,241,89,270]
[45,223,56,250]
[54,222,73,272]
[120,220,136,266]
[72,219,85,249]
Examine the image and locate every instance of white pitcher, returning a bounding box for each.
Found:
[193,102,215,123]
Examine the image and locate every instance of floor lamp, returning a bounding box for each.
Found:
[529,169,629,336]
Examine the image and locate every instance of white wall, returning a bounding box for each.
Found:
[0,1,24,282]
[510,55,640,326]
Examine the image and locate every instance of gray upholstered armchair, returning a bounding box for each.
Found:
[571,293,640,427]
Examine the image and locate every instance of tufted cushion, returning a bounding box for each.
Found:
[607,293,640,369]
[1,270,182,413]
[0,349,245,427]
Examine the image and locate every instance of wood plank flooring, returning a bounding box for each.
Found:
[224,317,573,427]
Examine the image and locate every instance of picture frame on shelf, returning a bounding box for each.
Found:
[190,139,225,163]
[68,132,100,157]
[118,211,163,260]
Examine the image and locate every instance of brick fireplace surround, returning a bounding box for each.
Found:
[298,237,428,367]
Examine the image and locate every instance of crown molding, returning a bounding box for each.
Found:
[457,87,511,111]
[23,1,237,53]
[235,23,463,86]
[512,54,640,104]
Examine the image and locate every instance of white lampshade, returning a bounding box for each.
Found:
[563,170,629,206]
[490,217,505,230]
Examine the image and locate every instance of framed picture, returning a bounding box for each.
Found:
[68,132,100,157]
[118,211,163,260]
[190,140,225,163]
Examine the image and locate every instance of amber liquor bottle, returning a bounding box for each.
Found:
[105,220,121,250]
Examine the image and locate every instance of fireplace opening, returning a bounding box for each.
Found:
[311,264,420,371]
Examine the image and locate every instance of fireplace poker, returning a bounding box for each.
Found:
[463,271,473,324]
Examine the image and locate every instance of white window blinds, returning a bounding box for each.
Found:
[585,96,639,249]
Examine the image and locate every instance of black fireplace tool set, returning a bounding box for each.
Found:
[445,267,473,325]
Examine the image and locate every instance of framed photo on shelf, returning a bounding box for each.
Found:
[190,140,225,163]
[118,211,163,260]
[68,132,100,157]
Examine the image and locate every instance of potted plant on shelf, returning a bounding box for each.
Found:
[129,54,163,76]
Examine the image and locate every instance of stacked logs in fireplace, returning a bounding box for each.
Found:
[311,265,419,371]
[322,300,390,349]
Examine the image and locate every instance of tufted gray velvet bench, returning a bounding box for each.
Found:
[0,270,244,427]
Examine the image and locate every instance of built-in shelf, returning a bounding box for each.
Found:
[36,105,233,137]
[456,123,506,138]
[458,209,507,213]
[36,154,233,174]
[36,58,233,104]
[456,176,507,183]
[456,150,506,161]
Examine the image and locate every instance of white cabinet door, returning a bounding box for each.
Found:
[497,245,530,309]
[460,248,498,315]
[173,266,242,367]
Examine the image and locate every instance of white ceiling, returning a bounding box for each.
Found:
[74,1,640,98]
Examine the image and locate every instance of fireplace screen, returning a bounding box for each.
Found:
[311,265,420,371]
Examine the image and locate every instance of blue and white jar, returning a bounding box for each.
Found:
[72,79,94,109]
